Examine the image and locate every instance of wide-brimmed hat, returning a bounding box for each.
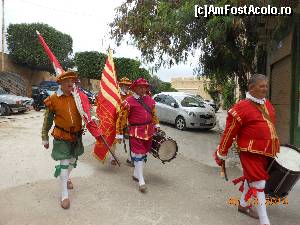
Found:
[130,78,149,90]
[56,71,78,83]
[119,77,132,86]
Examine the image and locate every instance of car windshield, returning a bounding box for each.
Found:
[195,95,204,101]
[177,96,204,107]
[49,86,59,91]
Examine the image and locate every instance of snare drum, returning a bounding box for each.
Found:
[151,133,178,164]
[265,144,300,198]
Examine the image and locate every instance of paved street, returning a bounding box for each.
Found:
[0,110,299,225]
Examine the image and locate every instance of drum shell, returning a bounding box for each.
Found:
[151,135,166,159]
[265,147,300,198]
[151,134,178,163]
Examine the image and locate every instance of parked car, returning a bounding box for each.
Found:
[195,95,220,112]
[153,92,216,130]
[39,80,58,88]
[0,87,33,116]
[31,86,50,111]
[39,81,59,96]
[79,87,96,105]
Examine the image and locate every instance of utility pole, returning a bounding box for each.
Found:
[1,0,4,72]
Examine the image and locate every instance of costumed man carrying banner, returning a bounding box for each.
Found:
[42,71,84,209]
[116,78,160,193]
[118,77,134,166]
[38,31,105,209]
[214,74,280,225]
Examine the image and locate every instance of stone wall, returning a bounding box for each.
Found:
[0,53,56,97]
[0,53,100,96]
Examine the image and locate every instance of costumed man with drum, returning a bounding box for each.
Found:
[116,78,160,193]
[41,71,85,209]
[214,74,280,225]
[118,77,134,167]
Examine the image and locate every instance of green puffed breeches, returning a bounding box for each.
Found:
[51,137,84,161]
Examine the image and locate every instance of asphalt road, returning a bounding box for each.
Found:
[0,110,299,225]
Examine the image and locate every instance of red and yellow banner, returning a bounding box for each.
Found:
[94,49,121,162]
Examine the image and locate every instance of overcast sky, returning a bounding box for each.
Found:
[2,0,199,81]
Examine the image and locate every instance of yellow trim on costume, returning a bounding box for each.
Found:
[239,147,275,158]
[229,110,242,125]
[219,118,237,153]
[247,140,253,151]
[260,104,279,155]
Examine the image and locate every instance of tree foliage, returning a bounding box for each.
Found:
[114,57,151,81]
[74,51,174,93]
[221,78,237,110]
[6,23,74,73]
[110,0,299,98]
[148,76,177,95]
[74,51,106,79]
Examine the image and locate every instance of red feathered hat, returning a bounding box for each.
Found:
[130,78,149,90]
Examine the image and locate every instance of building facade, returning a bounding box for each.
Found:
[170,76,212,100]
[264,15,300,147]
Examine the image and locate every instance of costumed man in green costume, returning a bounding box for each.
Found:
[41,71,84,209]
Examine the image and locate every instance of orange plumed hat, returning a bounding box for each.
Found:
[56,71,78,83]
[119,77,132,86]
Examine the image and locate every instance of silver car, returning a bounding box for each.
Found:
[153,92,216,130]
[0,87,33,116]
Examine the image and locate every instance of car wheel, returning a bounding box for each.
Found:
[175,116,186,130]
[0,104,11,116]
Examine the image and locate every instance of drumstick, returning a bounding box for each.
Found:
[220,160,228,181]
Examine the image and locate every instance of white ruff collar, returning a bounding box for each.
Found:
[56,86,64,97]
[246,92,265,105]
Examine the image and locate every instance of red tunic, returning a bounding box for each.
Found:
[126,95,156,140]
[116,95,159,154]
[217,99,280,182]
[218,99,280,158]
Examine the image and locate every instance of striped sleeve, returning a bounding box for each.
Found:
[116,101,130,135]
[152,107,160,126]
[217,114,241,156]
[41,108,54,142]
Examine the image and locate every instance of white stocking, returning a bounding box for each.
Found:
[60,159,69,201]
[251,180,270,225]
[68,157,76,179]
[240,180,250,207]
[136,161,145,186]
[132,153,145,186]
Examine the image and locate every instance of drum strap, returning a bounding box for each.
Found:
[135,97,153,116]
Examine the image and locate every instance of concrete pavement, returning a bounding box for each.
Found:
[0,110,299,225]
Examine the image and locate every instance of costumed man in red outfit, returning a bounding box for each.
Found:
[116,78,160,193]
[214,74,280,225]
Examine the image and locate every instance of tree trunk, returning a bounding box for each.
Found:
[237,73,248,99]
